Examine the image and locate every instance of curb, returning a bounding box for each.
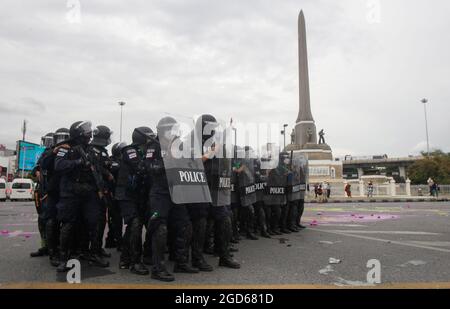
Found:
[305,198,450,203]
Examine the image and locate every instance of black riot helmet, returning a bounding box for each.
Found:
[91,125,113,147]
[132,126,156,146]
[279,151,291,166]
[195,114,218,146]
[244,146,255,159]
[53,128,70,145]
[156,116,180,141]
[111,142,127,158]
[41,133,55,148]
[69,121,93,145]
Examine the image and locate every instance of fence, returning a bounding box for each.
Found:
[307,182,450,198]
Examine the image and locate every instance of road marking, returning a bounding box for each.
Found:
[407,241,450,247]
[323,230,441,235]
[399,260,427,267]
[311,229,450,253]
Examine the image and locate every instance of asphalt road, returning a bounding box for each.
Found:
[1,200,449,287]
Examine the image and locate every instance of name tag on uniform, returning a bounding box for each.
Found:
[146,149,155,158]
[57,148,68,157]
[127,149,137,159]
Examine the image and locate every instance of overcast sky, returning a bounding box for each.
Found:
[0,0,449,157]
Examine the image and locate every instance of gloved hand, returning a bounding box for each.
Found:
[150,160,164,175]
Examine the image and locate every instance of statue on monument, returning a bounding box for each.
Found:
[306,128,313,143]
[291,129,295,144]
[318,129,325,144]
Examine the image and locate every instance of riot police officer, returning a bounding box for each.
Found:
[146,117,200,282]
[30,133,55,259]
[55,121,109,272]
[89,125,115,257]
[235,146,258,240]
[253,156,271,238]
[279,152,293,234]
[197,114,240,269]
[34,129,71,266]
[105,142,126,250]
[115,127,153,275]
[264,152,289,236]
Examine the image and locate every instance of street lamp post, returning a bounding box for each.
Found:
[118,101,126,142]
[421,98,430,156]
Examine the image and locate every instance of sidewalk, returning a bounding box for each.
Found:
[306,195,450,203]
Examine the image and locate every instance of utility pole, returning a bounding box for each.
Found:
[421,98,430,156]
[22,119,27,141]
[118,101,126,142]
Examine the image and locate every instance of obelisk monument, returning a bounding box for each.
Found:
[295,10,317,147]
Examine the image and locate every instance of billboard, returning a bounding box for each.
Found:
[16,141,46,171]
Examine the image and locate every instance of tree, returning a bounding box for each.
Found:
[407,150,450,184]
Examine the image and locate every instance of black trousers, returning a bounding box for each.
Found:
[57,192,100,257]
[148,194,191,272]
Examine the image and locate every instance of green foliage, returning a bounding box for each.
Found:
[408,150,450,184]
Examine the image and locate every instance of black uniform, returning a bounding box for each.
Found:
[146,139,196,281]
[54,142,108,271]
[88,144,115,256]
[105,153,123,249]
[115,144,149,275]
[253,159,270,238]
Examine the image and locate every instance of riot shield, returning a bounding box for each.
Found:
[291,152,308,200]
[263,167,287,206]
[230,157,239,205]
[254,159,267,203]
[160,133,212,205]
[287,152,305,202]
[209,149,232,207]
[238,158,256,207]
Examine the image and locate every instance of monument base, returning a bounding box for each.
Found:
[286,143,343,186]
[286,142,333,160]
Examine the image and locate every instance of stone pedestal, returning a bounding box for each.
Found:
[406,178,411,196]
[359,180,365,197]
[390,179,396,196]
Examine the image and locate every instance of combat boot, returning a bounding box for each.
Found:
[88,253,110,268]
[30,247,48,257]
[289,226,300,233]
[219,256,241,269]
[152,269,175,282]
[174,263,199,274]
[280,228,291,234]
[192,259,213,272]
[261,230,271,238]
[130,263,149,275]
[49,250,60,267]
[246,231,259,240]
[272,229,283,235]
[119,259,130,269]
[56,253,70,273]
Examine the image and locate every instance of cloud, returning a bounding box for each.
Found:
[0,0,449,156]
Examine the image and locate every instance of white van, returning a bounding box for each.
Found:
[0,178,6,201]
[9,178,34,201]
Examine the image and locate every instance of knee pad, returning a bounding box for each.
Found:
[154,224,167,244]
[148,217,166,235]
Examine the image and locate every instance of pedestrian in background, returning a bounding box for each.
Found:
[367,181,374,198]
[345,183,352,198]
